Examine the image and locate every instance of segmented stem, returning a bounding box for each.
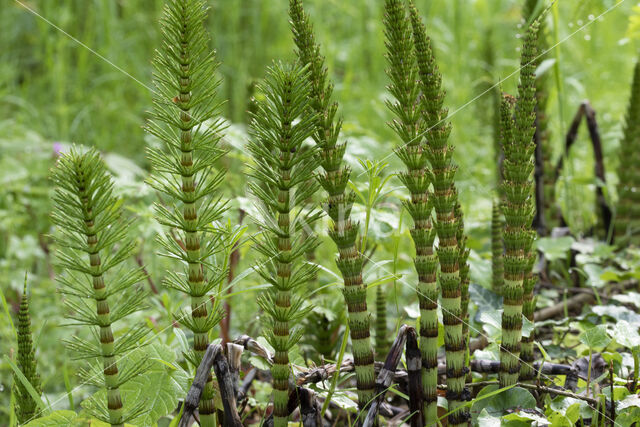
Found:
[383,0,439,421]
[248,63,320,427]
[499,21,539,388]
[289,0,375,408]
[53,149,150,425]
[491,199,504,294]
[13,279,41,424]
[146,2,229,424]
[616,61,640,244]
[455,200,471,369]
[375,284,389,357]
[85,198,123,426]
[409,2,469,424]
[520,256,537,380]
[523,0,555,234]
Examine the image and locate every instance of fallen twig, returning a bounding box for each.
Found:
[535,279,638,321]
[405,328,423,427]
[363,324,410,427]
[554,101,612,238]
[179,344,242,427]
[437,381,603,407]
[233,334,272,363]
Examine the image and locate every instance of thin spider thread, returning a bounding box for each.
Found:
[355,0,627,179]
[13,0,625,424]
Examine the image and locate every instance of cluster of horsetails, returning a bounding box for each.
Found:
[7,0,640,426]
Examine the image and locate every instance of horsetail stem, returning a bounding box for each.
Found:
[491,199,505,295]
[499,20,540,388]
[383,0,439,421]
[13,277,42,424]
[146,1,229,424]
[289,0,375,410]
[248,63,322,427]
[615,60,640,244]
[52,149,148,426]
[408,1,470,424]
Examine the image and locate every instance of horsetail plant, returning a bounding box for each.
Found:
[247,62,321,427]
[499,20,540,388]
[615,60,640,245]
[146,1,229,424]
[409,2,470,424]
[51,148,149,426]
[491,198,505,294]
[289,0,375,410]
[455,200,471,361]
[375,282,390,358]
[382,0,439,421]
[524,0,555,235]
[12,277,42,425]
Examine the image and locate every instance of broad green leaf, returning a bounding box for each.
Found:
[535,236,574,261]
[469,283,502,320]
[84,343,189,426]
[23,410,77,426]
[82,418,137,427]
[476,408,501,426]
[469,250,492,289]
[579,325,611,349]
[618,394,640,410]
[404,303,420,319]
[479,310,533,339]
[609,320,640,350]
[612,292,640,308]
[503,410,548,425]
[616,407,640,427]
[471,385,536,420]
[546,411,573,427]
[583,264,607,288]
[249,355,272,370]
[547,395,583,423]
[592,305,640,324]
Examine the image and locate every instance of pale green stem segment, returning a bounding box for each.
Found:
[408,1,469,424]
[177,46,217,427]
[499,20,540,388]
[289,0,375,409]
[382,1,440,421]
[272,194,293,427]
[84,197,123,427]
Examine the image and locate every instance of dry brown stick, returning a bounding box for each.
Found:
[227,343,243,399]
[180,345,220,427]
[212,348,243,427]
[179,344,242,427]
[534,292,593,321]
[134,253,159,295]
[221,209,245,343]
[535,279,638,322]
[553,101,612,236]
[263,387,319,427]
[363,324,410,427]
[299,387,322,427]
[437,381,602,406]
[233,334,272,362]
[582,102,613,241]
[405,328,423,427]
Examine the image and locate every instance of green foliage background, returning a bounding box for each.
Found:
[1,0,639,424]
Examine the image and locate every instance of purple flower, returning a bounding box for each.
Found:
[53,142,62,157]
